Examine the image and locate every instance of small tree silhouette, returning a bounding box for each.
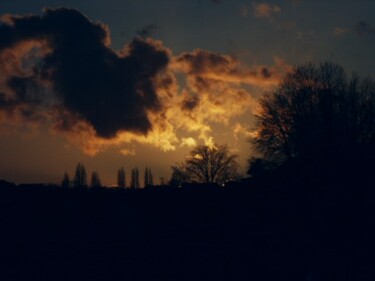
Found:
[117,167,126,188]
[73,163,87,188]
[90,171,102,188]
[148,168,153,186]
[144,167,153,187]
[170,144,238,186]
[130,167,140,189]
[159,177,165,185]
[61,172,71,189]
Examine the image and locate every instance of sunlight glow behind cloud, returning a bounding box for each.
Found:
[0,8,291,156]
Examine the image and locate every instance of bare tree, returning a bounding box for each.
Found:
[73,163,87,188]
[90,171,102,188]
[61,172,71,189]
[130,167,140,189]
[117,167,126,188]
[170,144,238,186]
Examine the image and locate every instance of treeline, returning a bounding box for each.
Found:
[61,163,156,189]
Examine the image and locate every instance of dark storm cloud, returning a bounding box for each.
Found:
[0,8,170,138]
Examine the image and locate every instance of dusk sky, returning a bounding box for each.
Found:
[0,0,374,185]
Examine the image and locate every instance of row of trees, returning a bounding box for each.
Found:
[62,145,239,189]
[61,164,154,189]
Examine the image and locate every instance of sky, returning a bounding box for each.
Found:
[0,0,374,185]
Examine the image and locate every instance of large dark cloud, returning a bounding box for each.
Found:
[0,8,169,138]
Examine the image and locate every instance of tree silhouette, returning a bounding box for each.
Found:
[61,172,71,189]
[117,167,126,188]
[170,144,238,186]
[251,62,375,181]
[130,167,140,189]
[160,176,165,186]
[90,171,102,188]
[144,167,153,187]
[73,163,87,188]
[169,164,188,187]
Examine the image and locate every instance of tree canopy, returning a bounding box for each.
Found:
[251,62,375,182]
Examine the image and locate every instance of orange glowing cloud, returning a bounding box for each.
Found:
[172,49,290,87]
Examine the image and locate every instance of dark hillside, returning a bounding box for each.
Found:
[0,183,373,281]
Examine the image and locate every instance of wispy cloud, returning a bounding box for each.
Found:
[240,5,249,17]
[120,148,136,156]
[172,49,289,87]
[333,27,351,36]
[253,2,281,19]
[334,21,375,37]
[136,24,159,38]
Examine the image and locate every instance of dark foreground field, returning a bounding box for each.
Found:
[0,182,374,281]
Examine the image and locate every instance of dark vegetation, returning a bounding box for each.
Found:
[0,180,373,281]
[1,62,374,280]
[249,62,375,187]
